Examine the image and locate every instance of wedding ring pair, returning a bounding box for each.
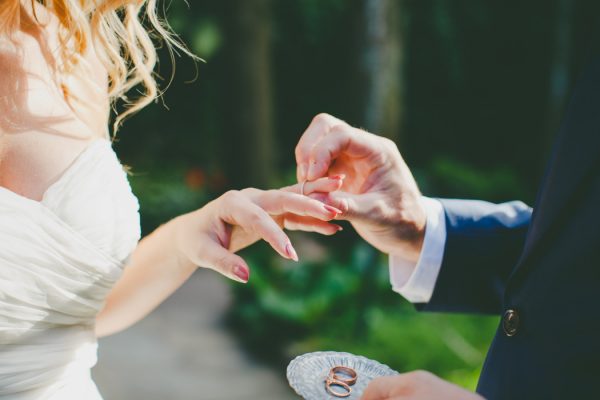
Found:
[325,366,358,398]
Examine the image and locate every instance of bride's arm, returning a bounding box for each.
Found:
[95,178,344,337]
[95,217,197,338]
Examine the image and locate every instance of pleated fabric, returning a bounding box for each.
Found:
[0,140,141,399]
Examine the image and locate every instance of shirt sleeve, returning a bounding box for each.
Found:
[388,197,447,303]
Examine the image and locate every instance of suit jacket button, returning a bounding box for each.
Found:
[502,309,520,337]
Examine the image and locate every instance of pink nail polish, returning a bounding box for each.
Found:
[331,174,346,180]
[336,225,344,232]
[233,265,249,282]
[286,243,299,262]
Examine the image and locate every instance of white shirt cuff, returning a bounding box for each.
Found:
[388,197,447,303]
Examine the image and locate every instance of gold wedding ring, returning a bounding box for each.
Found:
[325,377,352,397]
[325,366,358,398]
[331,366,358,386]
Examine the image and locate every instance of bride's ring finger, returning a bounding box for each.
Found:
[284,175,344,196]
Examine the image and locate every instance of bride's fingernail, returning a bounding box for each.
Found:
[233,265,249,282]
[335,225,344,232]
[324,204,343,215]
[331,174,346,180]
[286,243,299,262]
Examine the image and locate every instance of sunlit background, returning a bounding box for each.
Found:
[92,0,600,398]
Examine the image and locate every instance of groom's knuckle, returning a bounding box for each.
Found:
[329,125,353,146]
[381,136,399,153]
[329,122,347,132]
[312,113,332,125]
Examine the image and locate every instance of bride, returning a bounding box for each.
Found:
[0,1,344,398]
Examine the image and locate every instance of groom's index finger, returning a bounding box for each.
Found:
[295,113,343,181]
[306,125,376,181]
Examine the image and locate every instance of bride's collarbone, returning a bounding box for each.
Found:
[0,132,106,202]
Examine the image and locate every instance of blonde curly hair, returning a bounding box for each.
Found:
[0,0,194,133]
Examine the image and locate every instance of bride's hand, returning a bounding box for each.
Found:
[171,176,344,283]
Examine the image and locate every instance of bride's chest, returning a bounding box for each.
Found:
[0,140,141,264]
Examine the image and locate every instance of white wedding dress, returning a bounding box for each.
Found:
[0,140,141,399]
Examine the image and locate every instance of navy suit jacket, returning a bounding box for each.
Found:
[420,56,600,398]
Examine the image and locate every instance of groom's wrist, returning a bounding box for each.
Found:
[392,194,427,258]
[388,197,446,303]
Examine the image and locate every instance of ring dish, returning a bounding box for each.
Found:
[287,351,399,399]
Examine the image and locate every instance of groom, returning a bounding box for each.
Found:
[295,54,600,399]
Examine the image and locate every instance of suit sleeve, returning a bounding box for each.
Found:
[418,199,532,315]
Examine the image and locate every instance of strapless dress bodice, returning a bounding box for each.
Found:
[0,140,141,399]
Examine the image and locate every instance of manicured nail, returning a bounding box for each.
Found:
[335,225,344,232]
[233,265,249,282]
[286,242,299,262]
[331,174,346,180]
[324,204,343,215]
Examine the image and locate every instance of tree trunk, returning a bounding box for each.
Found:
[222,0,274,189]
[355,0,405,337]
[358,0,404,143]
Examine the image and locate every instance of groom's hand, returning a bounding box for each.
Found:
[361,371,485,400]
[295,113,426,263]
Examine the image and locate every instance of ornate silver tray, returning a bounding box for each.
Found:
[287,351,399,399]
